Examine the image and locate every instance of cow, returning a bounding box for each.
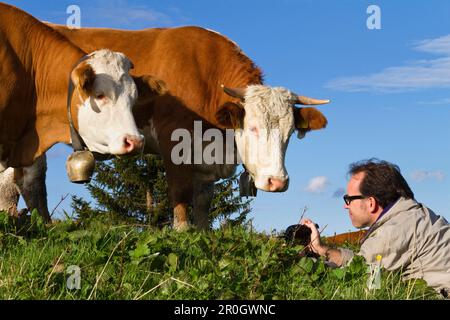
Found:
[0,23,330,230]
[0,4,167,222]
[324,230,367,246]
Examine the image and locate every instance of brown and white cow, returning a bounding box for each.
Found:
[324,230,367,246]
[0,24,330,229]
[0,4,166,221]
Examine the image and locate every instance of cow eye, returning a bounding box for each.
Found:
[96,94,106,100]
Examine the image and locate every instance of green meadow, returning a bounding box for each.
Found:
[0,211,440,300]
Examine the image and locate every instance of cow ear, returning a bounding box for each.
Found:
[293,107,327,139]
[215,102,245,129]
[133,75,167,107]
[71,61,96,96]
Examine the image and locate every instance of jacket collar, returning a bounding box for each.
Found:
[359,197,418,244]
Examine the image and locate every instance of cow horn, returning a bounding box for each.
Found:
[221,85,246,100]
[293,94,330,105]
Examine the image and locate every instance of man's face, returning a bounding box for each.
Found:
[344,172,372,228]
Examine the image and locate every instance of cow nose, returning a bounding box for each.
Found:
[268,177,289,192]
[123,134,144,153]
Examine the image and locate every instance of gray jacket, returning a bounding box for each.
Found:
[340,197,450,293]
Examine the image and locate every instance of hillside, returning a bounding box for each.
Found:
[0,211,439,300]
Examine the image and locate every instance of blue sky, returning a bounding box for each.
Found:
[6,0,450,235]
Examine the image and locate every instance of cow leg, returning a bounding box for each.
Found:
[173,203,190,231]
[14,154,51,223]
[192,180,214,230]
[0,167,20,217]
[166,169,193,231]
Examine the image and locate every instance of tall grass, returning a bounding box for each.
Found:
[0,211,440,300]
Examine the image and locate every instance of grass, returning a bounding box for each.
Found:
[0,210,441,300]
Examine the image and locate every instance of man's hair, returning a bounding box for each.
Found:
[348,158,414,208]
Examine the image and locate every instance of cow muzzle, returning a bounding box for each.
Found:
[268,176,289,192]
[255,175,289,192]
[122,134,145,154]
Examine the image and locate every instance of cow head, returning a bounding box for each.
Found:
[70,49,145,155]
[217,84,329,192]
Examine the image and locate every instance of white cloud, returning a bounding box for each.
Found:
[411,170,446,182]
[416,98,450,105]
[305,176,329,194]
[326,34,450,93]
[83,0,176,28]
[332,187,345,198]
[415,35,450,55]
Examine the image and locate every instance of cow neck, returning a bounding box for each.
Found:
[201,32,263,127]
[66,55,90,152]
[0,4,87,166]
[28,25,86,146]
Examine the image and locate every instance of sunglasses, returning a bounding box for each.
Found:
[343,194,367,205]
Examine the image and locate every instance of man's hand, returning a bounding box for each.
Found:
[302,218,323,255]
[302,218,344,267]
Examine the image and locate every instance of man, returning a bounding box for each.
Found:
[303,159,450,296]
